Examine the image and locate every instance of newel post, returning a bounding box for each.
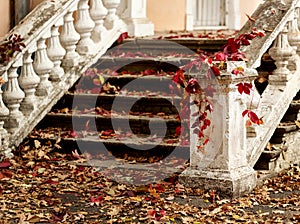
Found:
[180,67,257,198]
[121,0,154,36]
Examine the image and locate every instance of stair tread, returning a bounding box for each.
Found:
[29,128,186,146]
[66,91,182,100]
[47,112,179,121]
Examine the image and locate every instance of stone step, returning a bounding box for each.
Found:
[37,113,181,137]
[27,132,189,163]
[281,99,300,122]
[53,92,181,115]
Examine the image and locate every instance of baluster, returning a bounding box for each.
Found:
[103,0,121,29]
[90,0,108,42]
[269,27,294,85]
[60,8,81,67]
[3,59,25,132]
[75,0,95,55]
[288,8,300,51]
[34,33,54,96]
[18,46,41,115]
[287,7,300,72]
[47,19,66,82]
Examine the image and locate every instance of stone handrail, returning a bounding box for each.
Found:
[0,0,128,157]
[240,0,300,166]
[180,0,300,197]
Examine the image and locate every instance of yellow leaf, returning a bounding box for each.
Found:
[232,215,240,219]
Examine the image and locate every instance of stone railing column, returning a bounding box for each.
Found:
[47,19,66,82]
[180,72,257,198]
[60,7,81,67]
[75,0,95,55]
[18,45,40,115]
[103,0,121,29]
[269,26,295,85]
[90,0,108,42]
[121,0,154,36]
[34,33,54,96]
[3,59,25,132]
[288,7,300,53]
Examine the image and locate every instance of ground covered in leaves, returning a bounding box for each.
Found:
[0,142,299,224]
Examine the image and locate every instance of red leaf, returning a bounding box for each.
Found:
[70,130,76,138]
[242,109,249,117]
[248,111,260,124]
[172,69,185,87]
[236,82,252,95]
[214,52,227,61]
[0,161,11,168]
[185,78,201,94]
[175,126,183,136]
[210,66,220,76]
[44,179,59,185]
[204,119,211,126]
[117,32,129,44]
[91,196,104,204]
[231,67,245,76]
[203,138,210,145]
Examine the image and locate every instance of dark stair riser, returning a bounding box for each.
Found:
[54,94,181,115]
[37,114,181,137]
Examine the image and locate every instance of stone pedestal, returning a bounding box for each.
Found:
[179,72,257,198]
[180,166,256,198]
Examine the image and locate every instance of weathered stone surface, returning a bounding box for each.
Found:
[239,0,298,69]
[180,166,257,198]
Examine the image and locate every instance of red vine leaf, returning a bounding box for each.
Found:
[172,69,185,88]
[210,66,220,76]
[242,110,263,125]
[236,82,252,95]
[185,78,201,94]
[117,32,129,44]
[232,67,245,75]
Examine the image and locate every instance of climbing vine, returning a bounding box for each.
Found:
[172,28,265,151]
[0,34,25,64]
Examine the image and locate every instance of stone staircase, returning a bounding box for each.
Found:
[1,0,300,197]
[27,35,300,187]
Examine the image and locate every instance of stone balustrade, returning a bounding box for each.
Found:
[0,0,154,158]
[180,0,300,197]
